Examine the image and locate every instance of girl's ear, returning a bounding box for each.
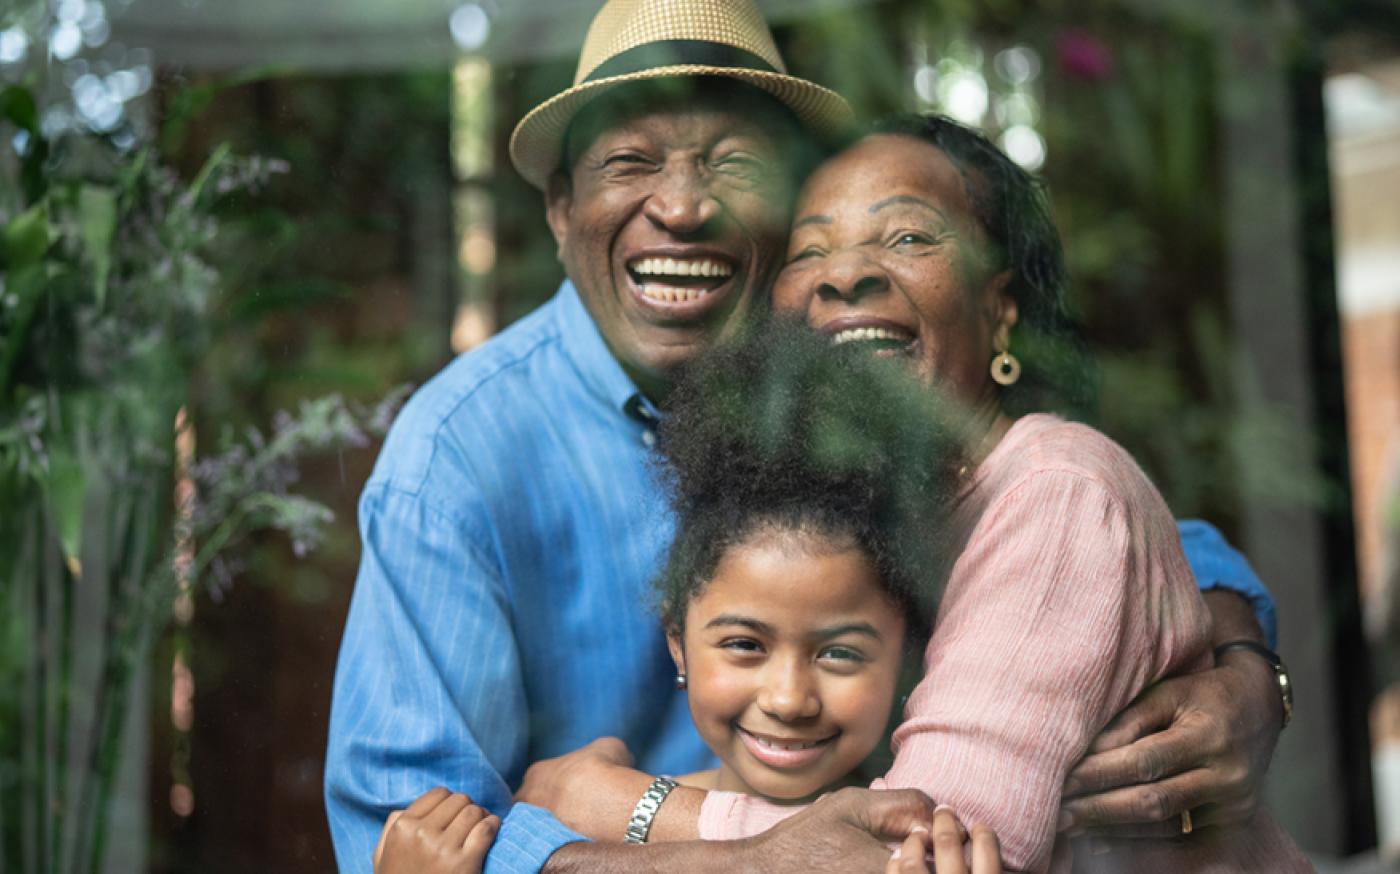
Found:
[665,627,686,675]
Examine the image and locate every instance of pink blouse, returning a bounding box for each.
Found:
[697,415,1310,872]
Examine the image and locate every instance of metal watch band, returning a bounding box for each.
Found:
[1214,639,1293,728]
[623,776,679,845]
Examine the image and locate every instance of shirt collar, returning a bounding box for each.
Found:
[554,280,658,424]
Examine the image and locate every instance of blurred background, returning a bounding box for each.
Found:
[1,0,1397,870]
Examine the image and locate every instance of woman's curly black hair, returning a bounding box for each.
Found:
[865,114,1096,419]
[653,316,967,650]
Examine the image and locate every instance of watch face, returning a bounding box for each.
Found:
[1275,660,1293,726]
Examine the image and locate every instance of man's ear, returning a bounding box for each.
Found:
[665,627,686,677]
[544,171,573,261]
[984,269,1018,350]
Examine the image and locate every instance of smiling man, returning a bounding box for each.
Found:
[325,1,1288,872]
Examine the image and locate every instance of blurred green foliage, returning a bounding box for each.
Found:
[0,71,405,871]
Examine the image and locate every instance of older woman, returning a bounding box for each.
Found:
[513,115,1310,872]
[693,115,1311,871]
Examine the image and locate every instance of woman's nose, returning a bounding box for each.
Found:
[814,249,889,302]
[643,166,720,235]
[756,661,821,723]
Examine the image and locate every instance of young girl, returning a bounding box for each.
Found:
[374,321,1001,873]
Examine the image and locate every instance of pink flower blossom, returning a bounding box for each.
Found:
[1057,30,1115,81]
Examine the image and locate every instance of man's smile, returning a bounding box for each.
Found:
[624,251,738,311]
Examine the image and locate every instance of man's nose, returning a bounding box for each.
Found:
[643,165,720,235]
[756,659,821,723]
[814,249,890,302]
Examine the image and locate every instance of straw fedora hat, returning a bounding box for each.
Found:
[509,0,853,189]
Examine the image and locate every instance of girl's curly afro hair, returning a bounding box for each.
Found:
[654,316,970,648]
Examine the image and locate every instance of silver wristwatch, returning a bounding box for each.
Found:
[623,776,679,844]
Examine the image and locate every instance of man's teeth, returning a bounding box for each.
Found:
[638,285,711,302]
[830,326,912,345]
[754,735,823,751]
[631,257,732,279]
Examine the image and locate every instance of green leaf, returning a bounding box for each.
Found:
[43,447,84,567]
[186,142,232,205]
[1,203,51,269]
[0,263,45,399]
[77,185,118,307]
[0,85,38,133]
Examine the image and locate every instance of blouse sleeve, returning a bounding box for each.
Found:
[697,468,1211,872]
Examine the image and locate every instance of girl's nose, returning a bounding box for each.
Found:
[756,660,821,723]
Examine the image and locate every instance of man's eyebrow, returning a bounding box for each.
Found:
[869,194,950,222]
[704,614,773,634]
[812,622,882,641]
[791,214,833,230]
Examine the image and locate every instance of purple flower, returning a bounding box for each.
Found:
[1057,30,1114,81]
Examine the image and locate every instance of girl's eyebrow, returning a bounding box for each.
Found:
[701,616,883,641]
[811,622,881,641]
[704,614,772,633]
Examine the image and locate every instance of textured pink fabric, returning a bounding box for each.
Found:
[696,414,1310,872]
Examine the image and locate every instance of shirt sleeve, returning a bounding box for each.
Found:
[1176,519,1278,649]
[325,483,586,874]
[699,470,1211,873]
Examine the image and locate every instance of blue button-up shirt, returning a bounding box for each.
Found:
[324,281,1275,873]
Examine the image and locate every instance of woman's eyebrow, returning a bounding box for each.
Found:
[791,214,833,230]
[869,194,949,223]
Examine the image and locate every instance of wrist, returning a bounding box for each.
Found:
[1203,590,1265,647]
[1214,640,1293,729]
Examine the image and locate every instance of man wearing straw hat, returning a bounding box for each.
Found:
[326,0,1284,870]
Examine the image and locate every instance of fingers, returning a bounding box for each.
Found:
[373,810,402,869]
[931,807,967,874]
[886,830,931,874]
[404,786,453,817]
[587,736,635,767]
[1083,680,1186,756]
[1059,767,1214,834]
[969,824,1001,874]
[1064,727,1198,797]
[459,815,500,874]
[442,801,489,849]
[848,787,937,841]
[423,792,472,830]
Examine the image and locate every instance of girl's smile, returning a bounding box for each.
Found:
[668,528,908,801]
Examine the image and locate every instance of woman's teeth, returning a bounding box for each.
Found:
[830,326,913,346]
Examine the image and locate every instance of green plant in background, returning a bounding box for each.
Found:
[0,76,404,873]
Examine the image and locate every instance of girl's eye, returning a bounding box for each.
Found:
[720,637,764,654]
[818,645,866,664]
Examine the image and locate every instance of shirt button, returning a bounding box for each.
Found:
[641,430,657,448]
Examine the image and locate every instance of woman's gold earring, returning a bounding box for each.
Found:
[675,673,687,690]
[991,349,1021,386]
